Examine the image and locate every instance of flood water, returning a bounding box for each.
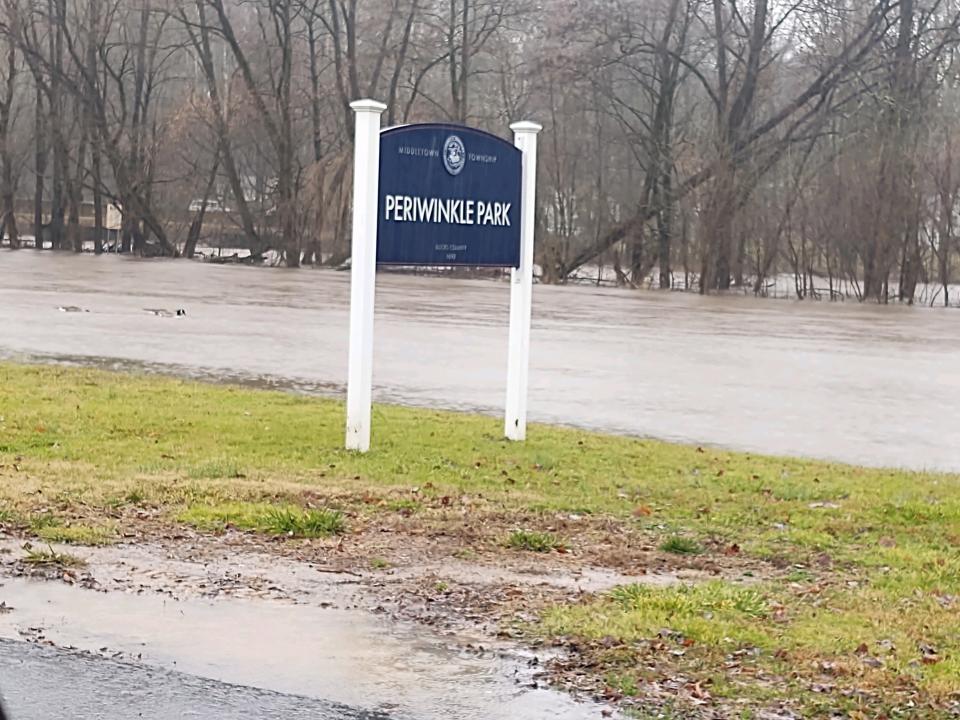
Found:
[1,250,959,471]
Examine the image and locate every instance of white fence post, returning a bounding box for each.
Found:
[345,99,386,452]
[504,121,542,441]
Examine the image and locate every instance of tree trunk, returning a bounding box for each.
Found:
[278,0,298,267]
[656,169,673,289]
[307,17,323,165]
[47,0,65,251]
[184,151,220,259]
[68,134,87,253]
[88,0,103,254]
[701,156,736,292]
[33,72,46,249]
[656,216,671,289]
[0,46,18,250]
[50,141,65,250]
[91,143,103,254]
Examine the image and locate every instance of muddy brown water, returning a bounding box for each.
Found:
[1,250,959,470]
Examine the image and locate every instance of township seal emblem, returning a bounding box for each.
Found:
[442,135,466,176]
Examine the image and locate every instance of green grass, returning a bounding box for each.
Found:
[544,577,960,714]
[658,535,702,555]
[261,506,344,536]
[384,498,421,514]
[22,545,86,568]
[35,523,116,545]
[506,529,564,552]
[28,512,62,531]
[2,362,960,715]
[121,487,147,505]
[546,582,771,649]
[4,362,950,545]
[178,502,345,537]
[605,672,639,697]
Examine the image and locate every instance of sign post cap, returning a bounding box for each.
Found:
[351,99,387,114]
[509,121,542,134]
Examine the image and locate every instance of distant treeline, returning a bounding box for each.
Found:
[0,0,958,304]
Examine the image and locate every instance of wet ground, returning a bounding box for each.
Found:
[0,638,386,720]
[0,538,617,720]
[2,251,957,471]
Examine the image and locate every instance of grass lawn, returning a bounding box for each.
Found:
[1,362,958,717]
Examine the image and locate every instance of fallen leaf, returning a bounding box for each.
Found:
[919,643,941,664]
[876,639,896,653]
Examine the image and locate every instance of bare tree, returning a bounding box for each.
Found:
[0,34,19,248]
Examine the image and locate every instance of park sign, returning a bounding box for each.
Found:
[345,99,541,452]
[377,124,522,267]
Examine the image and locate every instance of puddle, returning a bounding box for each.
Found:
[0,576,607,719]
[0,638,386,720]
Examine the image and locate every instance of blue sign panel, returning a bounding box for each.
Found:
[377,124,521,267]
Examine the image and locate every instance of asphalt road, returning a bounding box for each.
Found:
[0,639,389,720]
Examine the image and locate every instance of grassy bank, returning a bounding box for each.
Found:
[1,363,958,717]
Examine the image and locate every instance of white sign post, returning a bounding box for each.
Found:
[344,100,540,452]
[504,122,542,441]
[345,99,387,452]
